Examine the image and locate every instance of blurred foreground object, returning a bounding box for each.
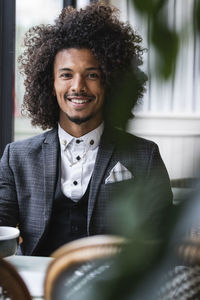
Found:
[0,258,31,300]
[44,235,126,300]
[156,181,200,299]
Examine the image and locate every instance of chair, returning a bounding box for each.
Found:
[171,177,198,204]
[0,258,32,300]
[44,235,126,300]
[170,177,198,188]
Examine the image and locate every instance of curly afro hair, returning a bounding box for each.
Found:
[18,2,147,130]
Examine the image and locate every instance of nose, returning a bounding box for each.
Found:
[71,75,86,93]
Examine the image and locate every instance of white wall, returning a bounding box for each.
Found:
[128,114,200,179]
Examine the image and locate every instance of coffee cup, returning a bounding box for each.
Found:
[0,226,20,257]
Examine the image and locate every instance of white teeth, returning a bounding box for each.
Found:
[70,99,88,104]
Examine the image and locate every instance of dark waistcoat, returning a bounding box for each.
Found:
[33,160,89,256]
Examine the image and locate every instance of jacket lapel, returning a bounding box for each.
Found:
[87,128,117,232]
[42,129,59,227]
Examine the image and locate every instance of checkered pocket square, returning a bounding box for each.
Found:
[105,162,133,184]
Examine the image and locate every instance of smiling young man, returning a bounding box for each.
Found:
[0,3,172,256]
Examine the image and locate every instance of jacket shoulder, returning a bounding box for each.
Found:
[9,129,57,150]
[1,129,58,161]
[113,127,157,149]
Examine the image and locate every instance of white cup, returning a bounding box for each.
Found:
[0,226,20,257]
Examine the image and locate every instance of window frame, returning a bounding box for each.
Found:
[0,0,15,156]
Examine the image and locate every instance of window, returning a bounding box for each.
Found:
[15,0,63,141]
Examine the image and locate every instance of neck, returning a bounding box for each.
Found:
[59,117,103,137]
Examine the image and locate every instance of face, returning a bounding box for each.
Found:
[53,48,105,132]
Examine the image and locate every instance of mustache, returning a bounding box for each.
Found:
[64,93,94,99]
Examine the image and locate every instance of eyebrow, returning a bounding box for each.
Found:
[58,67,101,72]
[86,67,101,71]
[58,68,72,72]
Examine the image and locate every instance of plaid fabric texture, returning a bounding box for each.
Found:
[157,266,200,300]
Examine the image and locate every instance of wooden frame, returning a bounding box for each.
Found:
[0,258,31,300]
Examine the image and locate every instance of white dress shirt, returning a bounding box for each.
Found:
[58,123,104,201]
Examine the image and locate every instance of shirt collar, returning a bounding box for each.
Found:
[58,122,104,151]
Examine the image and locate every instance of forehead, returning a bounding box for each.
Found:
[54,48,100,70]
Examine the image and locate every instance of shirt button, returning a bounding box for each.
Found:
[90,139,94,145]
[76,155,81,161]
[73,180,78,185]
[62,139,67,146]
[76,139,81,144]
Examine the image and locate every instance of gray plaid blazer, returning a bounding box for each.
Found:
[0,127,172,255]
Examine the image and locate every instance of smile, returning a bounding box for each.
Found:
[65,94,95,104]
[69,98,91,104]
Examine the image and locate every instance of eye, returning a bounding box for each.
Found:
[60,73,72,79]
[87,73,99,79]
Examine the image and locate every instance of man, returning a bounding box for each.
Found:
[0,3,172,256]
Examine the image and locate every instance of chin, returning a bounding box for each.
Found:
[67,114,93,125]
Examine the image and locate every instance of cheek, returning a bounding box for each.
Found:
[94,85,104,98]
[54,87,68,100]
[54,79,70,92]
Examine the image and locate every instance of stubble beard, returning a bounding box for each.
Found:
[66,113,94,125]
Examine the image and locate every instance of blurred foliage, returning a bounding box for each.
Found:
[196,0,200,32]
[131,0,200,79]
[104,68,147,130]
[87,1,200,299]
[94,178,178,300]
